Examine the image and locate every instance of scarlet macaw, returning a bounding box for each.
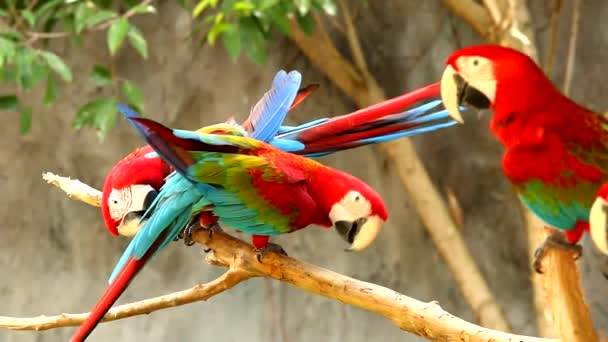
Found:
[438,44,608,272]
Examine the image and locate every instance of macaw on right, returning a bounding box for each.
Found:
[438,44,608,272]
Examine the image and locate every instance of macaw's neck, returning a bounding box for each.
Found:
[490,76,600,149]
[305,166,352,228]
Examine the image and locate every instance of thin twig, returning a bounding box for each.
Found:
[563,0,582,96]
[0,267,252,331]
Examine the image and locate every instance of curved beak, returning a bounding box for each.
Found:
[117,185,158,237]
[335,215,384,251]
[440,65,492,124]
[440,65,465,124]
[590,197,608,255]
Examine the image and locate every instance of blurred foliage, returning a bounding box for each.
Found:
[0,0,336,139]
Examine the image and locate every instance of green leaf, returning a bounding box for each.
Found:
[107,18,129,55]
[234,1,255,15]
[267,5,291,35]
[0,29,23,41]
[0,95,19,111]
[39,51,72,82]
[127,25,148,59]
[193,0,218,18]
[15,48,36,90]
[121,80,143,112]
[296,13,313,36]
[132,3,157,14]
[35,0,63,19]
[72,97,118,140]
[44,75,57,106]
[83,10,116,30]
[207,22,231,45]
[294,0,312,15]
[89,64,112,86]
[74,2,93,33]
[22,10,36,27]
[239,18,266,65]
[20,106,32,134]
[222,25,241,61]
[0,37,16,67]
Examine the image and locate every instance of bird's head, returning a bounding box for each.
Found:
[323,172,388,251]
[101,145,172,236]
[439,44,548,123]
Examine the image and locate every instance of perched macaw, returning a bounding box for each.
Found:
[439,44,608,272]
[105,70,454,239]
[72,69,455,341]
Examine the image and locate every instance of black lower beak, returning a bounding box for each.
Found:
[335,218,368,244]
[454,74,491,110]
[122,210,144,226]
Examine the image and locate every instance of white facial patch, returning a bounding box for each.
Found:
[329,190,371,223]
[108,184,155,222]
[455,56,497,104]
[108,188,132,221]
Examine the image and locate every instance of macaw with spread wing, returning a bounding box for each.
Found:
[72,69,456,341]
[438,44,608,272]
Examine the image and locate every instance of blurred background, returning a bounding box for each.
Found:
[1,1,607,341]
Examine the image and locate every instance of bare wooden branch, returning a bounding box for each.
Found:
[288,14,512,332]
[537,226,599,342]
[43,172,102,207]
[0,268,252,330]
[441,0,494,40]
[0,207,557,342]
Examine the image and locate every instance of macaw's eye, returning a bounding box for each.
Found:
[472,58,479,66]
[354,195,360,202]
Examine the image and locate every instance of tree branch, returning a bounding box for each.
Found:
[1,175,558,341]
[444,1,597,340]
[42,172,102,207]
[0,267,252,331]
[287,12,512,332]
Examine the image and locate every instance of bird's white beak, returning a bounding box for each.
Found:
[440,65,465,124]
[345,215,384,252]
[590,197,608,255]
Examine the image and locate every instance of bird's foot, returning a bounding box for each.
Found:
[533,231,583,274]
[202,223,223,253]
[255,243,288,263]
[179,221,201,247]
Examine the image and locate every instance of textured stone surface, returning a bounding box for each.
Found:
[1,1,607,341]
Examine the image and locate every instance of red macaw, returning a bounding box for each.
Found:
[590,184,608,256]
[71,70,453,341]
[439,44,608,272]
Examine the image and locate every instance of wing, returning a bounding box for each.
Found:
[518,179,595,230]
[188,152,318,235]
[505,126,608,230]
[129,117,318,235]
[241,70,302,141]
[108,173,209,282]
